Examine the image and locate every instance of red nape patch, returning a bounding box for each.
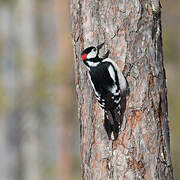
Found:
[81,54,87,61]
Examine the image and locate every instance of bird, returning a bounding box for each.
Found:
[81,42,127,140]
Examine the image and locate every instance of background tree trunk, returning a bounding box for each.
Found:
[71,0,173,179]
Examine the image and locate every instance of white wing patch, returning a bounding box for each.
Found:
[108,65,117,94]
[110,85,118,94]
[113,89,121,95]
[103,58,127,92]
[108,65,116,82]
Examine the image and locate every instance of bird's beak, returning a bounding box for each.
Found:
[97,42,105,51]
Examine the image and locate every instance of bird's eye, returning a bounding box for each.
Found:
[93,48,96,52]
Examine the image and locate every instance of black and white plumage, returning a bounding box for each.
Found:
[81,43,127,140]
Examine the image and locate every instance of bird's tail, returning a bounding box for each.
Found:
[104,108,122,140]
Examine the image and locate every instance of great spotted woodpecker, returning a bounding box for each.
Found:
[81,43,127,140]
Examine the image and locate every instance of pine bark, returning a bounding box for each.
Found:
[71,0,173,179]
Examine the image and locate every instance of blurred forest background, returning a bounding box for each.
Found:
[0,0,179,180]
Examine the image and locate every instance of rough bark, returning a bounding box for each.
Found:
[71,0,173,179]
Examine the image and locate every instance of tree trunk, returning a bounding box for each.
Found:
[71,0,173,179]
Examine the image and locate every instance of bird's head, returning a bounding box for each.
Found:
[81,42,108,68]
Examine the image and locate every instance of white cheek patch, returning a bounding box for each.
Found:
[87,50,97,59]
[86,61,99,67]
